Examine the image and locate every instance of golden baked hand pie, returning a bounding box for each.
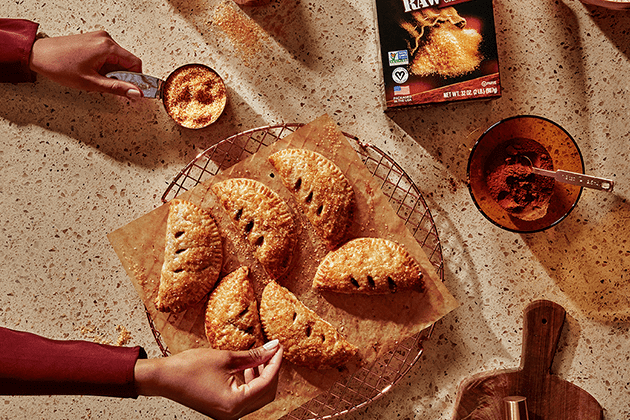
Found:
[268,149,354,248]
[212,178,297,279]
[260,281,358,369]
[156,199,223,313]
[205,266,265,351]
[313,237,425,294]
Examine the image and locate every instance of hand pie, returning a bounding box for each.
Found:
[313,237,425,294]
[268,149,354,248]
[260,281,358,369]
[205,266,265,351]
[212,178,297,279]
[156,199,223,313]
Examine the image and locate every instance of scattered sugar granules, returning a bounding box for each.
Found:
[212,0,267,65]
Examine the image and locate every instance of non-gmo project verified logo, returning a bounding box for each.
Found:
[388,50,409,66]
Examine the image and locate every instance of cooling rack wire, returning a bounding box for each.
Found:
[153,123,445,419]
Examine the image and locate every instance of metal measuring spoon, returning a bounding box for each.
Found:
[523,156,614,192]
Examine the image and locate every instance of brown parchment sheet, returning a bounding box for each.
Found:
[108,114,459,419]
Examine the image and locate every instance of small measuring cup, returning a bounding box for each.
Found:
[107,63,227,129]
[522,155,614,192]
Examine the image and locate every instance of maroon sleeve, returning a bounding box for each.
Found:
[0,327,147,398]
[0,18,39,83]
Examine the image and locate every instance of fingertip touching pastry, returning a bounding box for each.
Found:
[268,148,354,248]
[260,281,358,369]
[313,237,424,294]
[212,178,297,279]
[205,266,265,351]
[156,199,224,313]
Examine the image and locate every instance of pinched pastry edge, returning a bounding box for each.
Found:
[269,148,354,248]
[313,237,425,294]
[260,281,358,369]
[212,178,297,279]
[156,199,223,313]
[205,266,265,351]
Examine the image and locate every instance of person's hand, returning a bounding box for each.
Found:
[134,340,283,420]
[29,31,143,99]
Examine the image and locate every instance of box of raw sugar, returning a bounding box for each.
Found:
[375,0,502,108]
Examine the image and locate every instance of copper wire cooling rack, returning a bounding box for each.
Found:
[158,123,444,419]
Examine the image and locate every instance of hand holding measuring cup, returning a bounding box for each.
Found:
[30,31,143,98]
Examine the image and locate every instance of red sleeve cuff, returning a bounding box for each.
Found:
[0,327,146,398]
[0,19,39,83]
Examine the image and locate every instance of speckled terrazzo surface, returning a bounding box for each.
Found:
[1,0,629,419]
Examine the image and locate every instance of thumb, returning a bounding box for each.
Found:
[230,340,281,372]
[88,73,143,99]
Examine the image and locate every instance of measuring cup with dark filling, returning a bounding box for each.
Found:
[484,138,555,221]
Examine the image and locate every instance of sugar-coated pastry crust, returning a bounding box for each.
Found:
[204,266,265,351]
[313,237,425,294]
[212,178,297,279]
[269,149,354,247]
[156,199,223,313]
[260,281,358,369]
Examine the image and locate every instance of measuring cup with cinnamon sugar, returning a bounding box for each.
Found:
[107,63,227,129]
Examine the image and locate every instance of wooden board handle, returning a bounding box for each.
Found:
[521,300,566,376]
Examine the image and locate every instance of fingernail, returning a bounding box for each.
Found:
[263,339,279,350]
[126,88,142,99]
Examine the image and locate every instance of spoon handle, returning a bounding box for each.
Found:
[106,71,163,99]
[532,167,614,192]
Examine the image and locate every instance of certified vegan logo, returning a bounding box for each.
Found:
[388,50,409,66]
[392,67,409,84]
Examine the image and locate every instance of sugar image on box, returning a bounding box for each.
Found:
[375,0,502,107]
[401,7,483,78]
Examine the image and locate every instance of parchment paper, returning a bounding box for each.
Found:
[108,114,459,419]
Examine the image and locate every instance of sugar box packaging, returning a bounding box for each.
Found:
[375,0,502,108]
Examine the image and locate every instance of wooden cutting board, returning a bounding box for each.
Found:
[452,300,603,420]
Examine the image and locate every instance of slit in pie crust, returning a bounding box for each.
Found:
[205,266,265,351]
[268,148,354,248]
[313,237,425,294]
[156,199,223,313]
[212,178,297,279]
[260,281,358,369]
